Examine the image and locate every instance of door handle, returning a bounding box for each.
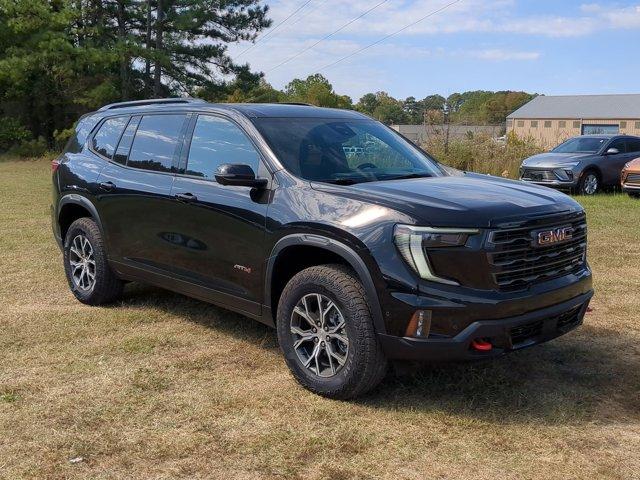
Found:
[99,181,115,192]
[175,192,198,203]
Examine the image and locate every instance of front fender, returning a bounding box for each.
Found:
[264,233,387,335]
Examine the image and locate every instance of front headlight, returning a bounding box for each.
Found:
[559,162,580,168]
[393,225,479,285]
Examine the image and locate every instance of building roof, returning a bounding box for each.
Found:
[507,94,640,119]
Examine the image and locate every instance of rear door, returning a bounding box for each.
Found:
[95,113,189,272]
[168,113,271,315]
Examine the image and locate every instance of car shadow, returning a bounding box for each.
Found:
[118,284,640,426]
[362,323,640,426]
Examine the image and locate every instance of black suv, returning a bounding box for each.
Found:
[52,99,593,398]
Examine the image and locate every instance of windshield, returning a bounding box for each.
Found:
[252,117,443,184]
[552,137,607,153]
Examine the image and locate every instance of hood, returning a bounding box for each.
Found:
[521,152,595,168]
[313,173,583,228]
[624,156,640,171]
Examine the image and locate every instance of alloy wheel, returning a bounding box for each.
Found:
[290,293,349,378]
[583,174,598,195]
[69,234,96,292]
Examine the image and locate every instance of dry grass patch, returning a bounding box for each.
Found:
[0,158,639,479]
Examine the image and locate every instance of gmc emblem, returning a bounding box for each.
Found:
[534,226,573,246]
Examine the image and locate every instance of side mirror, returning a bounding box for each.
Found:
[214,164,267,188]
[605,147,620,155]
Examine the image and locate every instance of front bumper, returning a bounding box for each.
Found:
[519,178,578,190]
[622,184,640,193]
[378,290,592,361]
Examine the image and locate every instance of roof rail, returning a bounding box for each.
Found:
[278,102,313,106]
[98,98,206,112]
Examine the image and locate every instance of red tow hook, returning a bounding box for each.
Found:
[471,338,493,352]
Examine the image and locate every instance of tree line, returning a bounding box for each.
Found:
[0,1,535,155]
[214,74,536,126]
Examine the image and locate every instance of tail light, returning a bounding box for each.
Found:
[51,158,61,173]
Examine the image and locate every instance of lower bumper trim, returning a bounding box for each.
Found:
[378,291,593,361]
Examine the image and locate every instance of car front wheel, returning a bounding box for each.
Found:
[578,171,600,195]
[276,264,387,399]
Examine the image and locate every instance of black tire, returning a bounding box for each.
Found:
[628,192,640,199]
[276,264,387,399]
[63,217,123,305]
[577,170,600,195]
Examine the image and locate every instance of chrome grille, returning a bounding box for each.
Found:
[521,169,557,181]
[487,214,587,291]
[625,173,640,185]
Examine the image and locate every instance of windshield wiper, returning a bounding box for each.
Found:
[385,172,433,181]
[324,178,360,185]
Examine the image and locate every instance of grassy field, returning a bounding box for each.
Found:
[1,157,639,480]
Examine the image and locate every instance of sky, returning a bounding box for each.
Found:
[225,0,640,101]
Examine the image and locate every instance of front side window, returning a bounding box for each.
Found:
[608,139,627,153]
[92,116,128,159]
[185,115,260,178]
[552,137,607,153]
[128,114,187,172]
[252,118,442,184]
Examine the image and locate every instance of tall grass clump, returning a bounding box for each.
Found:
[423,131,544,179]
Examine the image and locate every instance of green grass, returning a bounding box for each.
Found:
[0,157,639,479]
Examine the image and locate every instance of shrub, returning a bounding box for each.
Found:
[7,137,49,158]
[0,117,31,152]
[54,127,75,151]
[422,130,543,179]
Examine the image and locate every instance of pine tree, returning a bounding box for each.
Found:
[0,0,271,147]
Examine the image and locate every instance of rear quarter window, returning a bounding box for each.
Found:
[63,115,100,154]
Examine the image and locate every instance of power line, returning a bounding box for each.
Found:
[276,0,328,32]
[250,0,330,51]
[266,0,391,74]
[308,0,463,74]
[235,0,315,60]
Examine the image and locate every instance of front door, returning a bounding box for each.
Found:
[168,114,271,315]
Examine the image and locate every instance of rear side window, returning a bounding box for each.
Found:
[185,115,260,178]
[113,116,141,165]
[128,114,187,172]
[626,138,640,153]
[92,117,128,159]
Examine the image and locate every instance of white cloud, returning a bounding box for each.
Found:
[471,49,541,61]
[242,0,640,40]
[222,0,640,98]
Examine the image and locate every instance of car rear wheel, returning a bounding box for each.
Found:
[276,264,387,399]
[578,170,600,195]
[63,217,123,305]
